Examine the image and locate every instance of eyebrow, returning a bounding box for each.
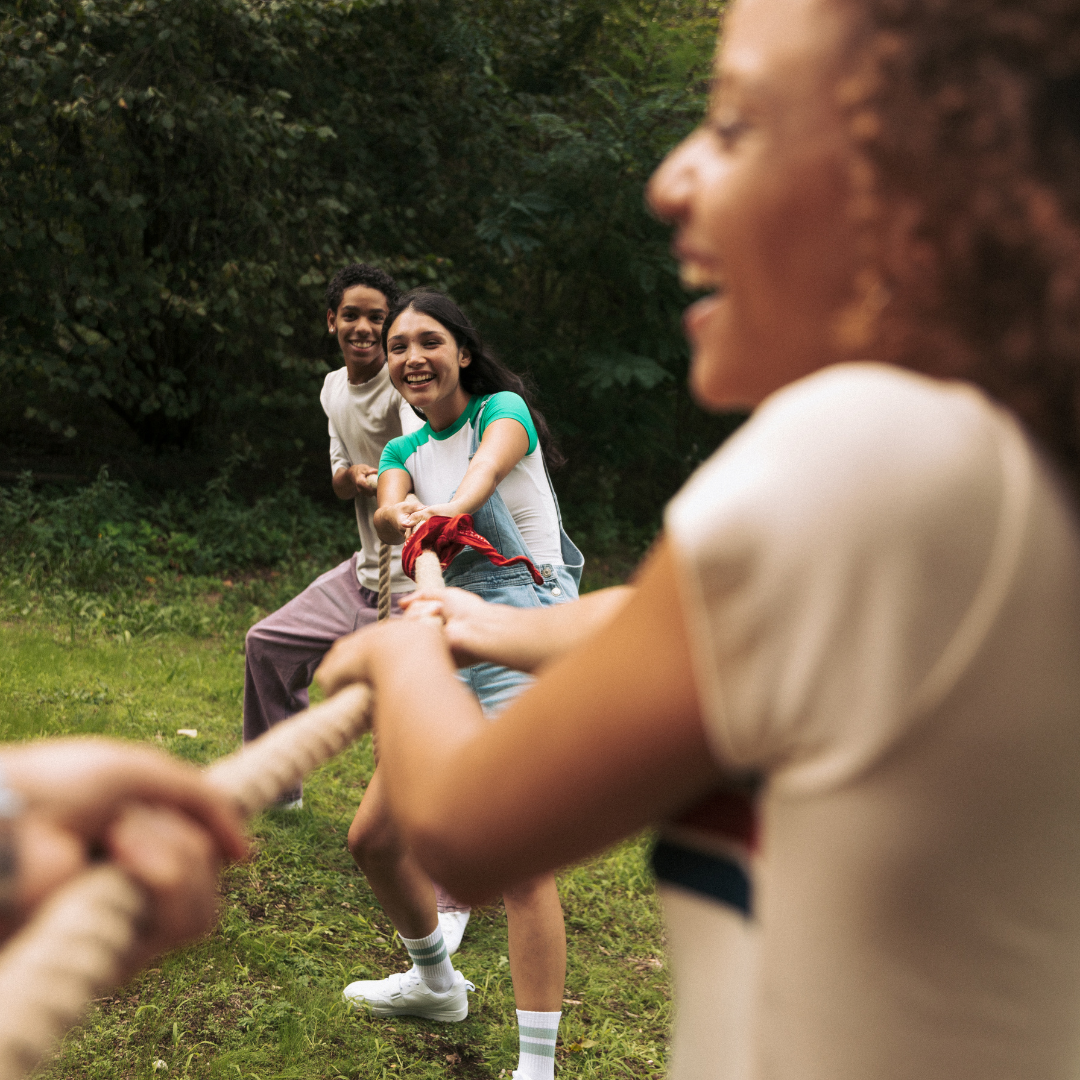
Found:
[388,328,446,342]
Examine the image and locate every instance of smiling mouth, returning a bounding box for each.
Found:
[404,373,435,386]
[679,262,725,293]
[349,339,378,350]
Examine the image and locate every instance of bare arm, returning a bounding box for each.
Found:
[332,463,378,499]
[374,469,421,544]
[316,539,722,903]
[399,585,632,672]
[402,418,529,531]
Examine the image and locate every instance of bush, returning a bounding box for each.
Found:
[0,466,355,590]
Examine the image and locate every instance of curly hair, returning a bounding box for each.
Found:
[325,263,400,314]
[838,0,1080,492]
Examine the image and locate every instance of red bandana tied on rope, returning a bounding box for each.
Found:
[401,515,544,585]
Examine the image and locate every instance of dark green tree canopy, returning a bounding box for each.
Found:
[1,0,736,545]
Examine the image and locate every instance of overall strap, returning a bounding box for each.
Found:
[467,395,493,460]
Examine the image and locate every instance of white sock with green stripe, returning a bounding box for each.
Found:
[399,927,455,993]
[516,1009,561,1080]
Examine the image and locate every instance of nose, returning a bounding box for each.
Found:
[646,127,708,224]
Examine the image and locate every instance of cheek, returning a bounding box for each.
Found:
[707,167,855,394]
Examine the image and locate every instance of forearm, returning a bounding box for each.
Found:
[443,459,500,517]
[374,504,407,544]
[363,625,491,881]
[332,468,358,500]
[450,586,633,673]
[315,542,719,904]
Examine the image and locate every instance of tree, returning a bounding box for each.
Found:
[1,0,733,542]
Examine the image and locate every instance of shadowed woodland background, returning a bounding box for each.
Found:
[2,0,739,578]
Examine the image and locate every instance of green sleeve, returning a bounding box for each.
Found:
[379,436,411,476]
[478,392,538,455]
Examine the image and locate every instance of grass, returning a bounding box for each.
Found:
[1,582,669,1080]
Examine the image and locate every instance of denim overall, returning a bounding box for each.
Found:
[443,397,585,717]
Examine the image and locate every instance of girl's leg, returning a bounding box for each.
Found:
[503,873,566,1080]
[503,873,566,1009]
[344,767,471,1018]
[347,766,438,939]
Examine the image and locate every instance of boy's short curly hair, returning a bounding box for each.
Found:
[839,0,1080,492]
[325,263,400,314]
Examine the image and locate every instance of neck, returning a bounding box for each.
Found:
[425,387,473,432]
[346,353,385,386]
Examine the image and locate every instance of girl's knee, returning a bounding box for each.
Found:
[502,872,560,909]
[346,813,399,867]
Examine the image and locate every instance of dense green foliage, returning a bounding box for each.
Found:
[0,466,353,584]
[1,0,734,545]
[0,466,634,644]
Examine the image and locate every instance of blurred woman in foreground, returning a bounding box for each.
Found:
[319,0,1080,1076]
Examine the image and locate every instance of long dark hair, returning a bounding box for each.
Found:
[382,288,565,469]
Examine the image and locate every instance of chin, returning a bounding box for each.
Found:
[689,351,755,413]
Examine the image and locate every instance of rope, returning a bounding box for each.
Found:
[413,549,444,591]
[0,672,391,1080]
[378,542,391,622]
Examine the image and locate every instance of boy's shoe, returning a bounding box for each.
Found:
[438,909,470,956]
[343,967,473,1022]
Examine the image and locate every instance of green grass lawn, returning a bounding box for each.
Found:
[0,610,669,1080]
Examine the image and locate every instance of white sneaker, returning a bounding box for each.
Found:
[277,796,303,811]
[438,909,470,956]
[342,967,473,1022]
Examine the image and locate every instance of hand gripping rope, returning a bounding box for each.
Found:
[0,548,454,1080]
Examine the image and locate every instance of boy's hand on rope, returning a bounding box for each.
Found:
[350,463,379,496]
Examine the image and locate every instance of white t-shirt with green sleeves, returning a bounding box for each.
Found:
[379,392,562,566]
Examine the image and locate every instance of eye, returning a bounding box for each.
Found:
[709,100,749,150]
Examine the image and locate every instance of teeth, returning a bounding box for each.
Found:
[679,263,721,290]
[405,374,433,383]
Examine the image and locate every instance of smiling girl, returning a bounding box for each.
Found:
[342,289,582,1080]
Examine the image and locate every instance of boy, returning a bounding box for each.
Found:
[241,263,469,950]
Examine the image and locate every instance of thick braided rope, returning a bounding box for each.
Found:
[378,541,392,622]
[0,677,377,1080]
[412,549,443,592]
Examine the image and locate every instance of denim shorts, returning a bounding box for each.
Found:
[454,563,579,718]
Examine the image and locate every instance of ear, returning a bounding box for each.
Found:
[327,309,337,334]
[458,347,472,368]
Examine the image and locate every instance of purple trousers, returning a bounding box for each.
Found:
[243,554,400,768]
